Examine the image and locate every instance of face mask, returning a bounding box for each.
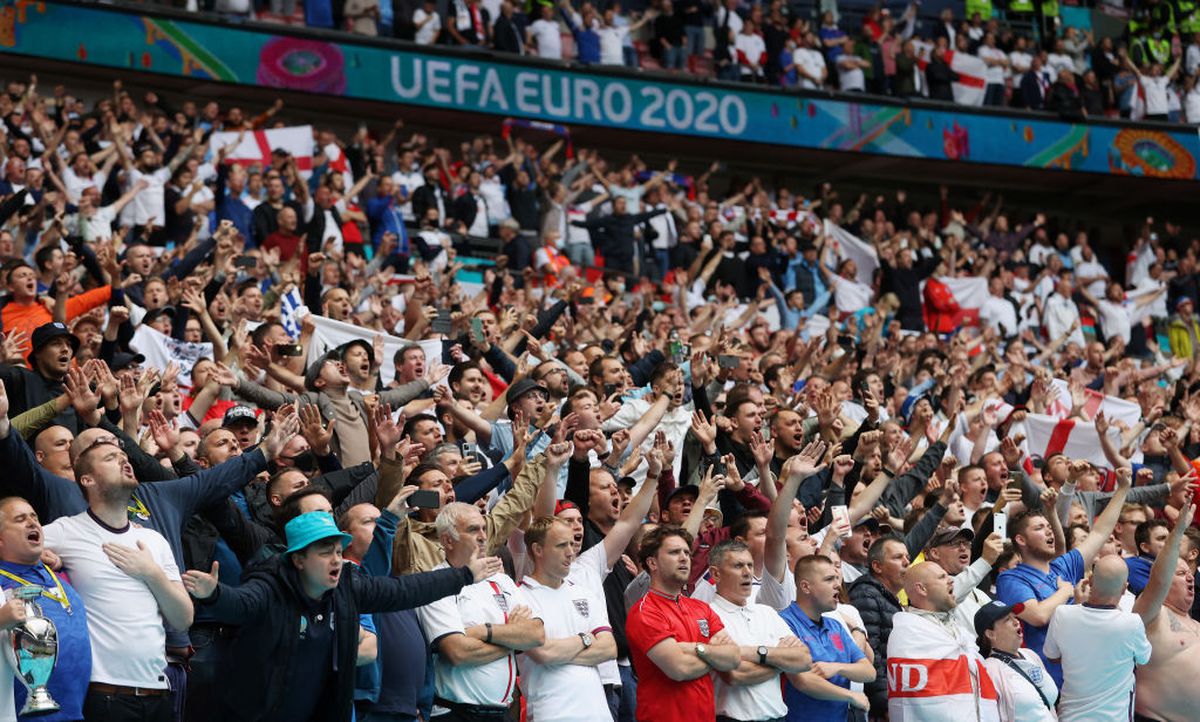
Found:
[287,450,318,473]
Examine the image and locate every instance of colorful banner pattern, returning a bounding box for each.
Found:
[4,1,1199,180]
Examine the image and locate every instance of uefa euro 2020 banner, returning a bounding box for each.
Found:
[3,1,1199,180]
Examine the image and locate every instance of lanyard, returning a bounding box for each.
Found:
[0,564,71,614]
[128,495,151,521]
[990,650,1052,710]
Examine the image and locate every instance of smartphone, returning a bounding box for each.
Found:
[577,296,595,306]
[234,256,258,269]
[993,511,1008,540]
[470,317,486,345]
[432,308,453,335]
[462,441,477,458]
[276,343,304,357]
[718,354,741,369]
[603,383,621,399]
[859,380,871,396]
[409,489,442,509]
[831,505,853,538]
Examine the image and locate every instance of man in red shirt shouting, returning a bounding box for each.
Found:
[626,525,740,722]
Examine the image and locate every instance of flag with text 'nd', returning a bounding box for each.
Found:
[208,125,314,175]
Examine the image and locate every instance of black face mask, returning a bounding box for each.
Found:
[286,450,318,473]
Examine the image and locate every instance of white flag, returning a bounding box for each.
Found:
[823,220,878,285]
[130,325,213,391]
[304,314,443,388]
[208,125,314,176]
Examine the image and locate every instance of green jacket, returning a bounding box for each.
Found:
[1168,314,1200,360]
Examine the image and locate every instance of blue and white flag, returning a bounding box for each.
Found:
[280,288,308,340]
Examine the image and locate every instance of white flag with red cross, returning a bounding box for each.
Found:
[1047,379,1142,427]
[208,125,314,176]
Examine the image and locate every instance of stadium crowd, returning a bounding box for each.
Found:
[155,0,1200,123]
[0,65,1196,722]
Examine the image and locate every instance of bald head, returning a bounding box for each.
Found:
[1090,555,1129,602]
[903,561,955,612]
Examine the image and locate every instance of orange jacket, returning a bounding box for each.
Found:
[3,285,112,356]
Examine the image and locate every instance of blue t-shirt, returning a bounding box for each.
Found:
[995,548,1085,688]
[0,561,91,722]
[778,603,864,722]
[1125,555,1153,595]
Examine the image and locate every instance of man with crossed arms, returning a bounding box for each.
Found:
[519,516,618,722]
[708,539,813,722]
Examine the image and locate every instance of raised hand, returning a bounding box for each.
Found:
[182,561,219,600]
[722,454,746,492]
[749,431,772,468]
[690,410,717,448]
[262,413,301,461]
[372,403,402,457]
[298,403,335,456]
[607,429,631,463]
[544,441,571,468]
[468,555,504,582]
[786,439,828,481]
[147,409,180,456]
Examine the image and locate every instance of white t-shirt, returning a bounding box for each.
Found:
[413,8,442,45]
[418,568,534,712]
[831,275,873,312]
[1142,75,1170,116]
[568,542,622,685]
[692,566,794,611]
[518,576,611,722]
[1075,259,1108,298]
[978,46,1007,84]
[62,167,107,204]
[794,48,826,89]
[983,649,1058,722]
[1043,604,1151,722]
[391,168,425,220]
[1009,50,1033,74]
[710,594,794,721]
[529,19,563,59]
[43,512,180,689]
[1185,82,1200,124]
[735,33,767,75]
[1046,52,1074,77]
[598,26,627,65]
[981,295,1019,337]
[838,57,865,92]
[120,166,172,227]
[1095,299,1134,344]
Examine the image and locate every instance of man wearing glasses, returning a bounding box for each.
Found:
[922,526,1007,636]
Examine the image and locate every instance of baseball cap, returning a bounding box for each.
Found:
[339,338,373,361]
[30,322,80,356]
[110,351,146,373]
[222,405,259,428]
[927,526,974,549]
[284,511,352,556]
[505,378,548,408]
[554,500,578,516]
[666,484,700,505]
[1177,297,1193,311]
[973,599,1025,638]
[304,350,339,392]
[142,307,177,327]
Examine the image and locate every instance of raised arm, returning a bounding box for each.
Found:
[1075,465,1132,566]
[1133,490,1194,623]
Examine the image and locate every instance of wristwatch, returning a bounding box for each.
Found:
[757,645,769,665]
[578,632,594,649]
[695,643,708,658]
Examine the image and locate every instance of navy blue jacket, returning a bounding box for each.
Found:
[201,555,473,722]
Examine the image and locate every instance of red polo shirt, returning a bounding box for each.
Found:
[626,587,725,722]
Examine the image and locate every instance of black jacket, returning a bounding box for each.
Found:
[572,209,667,262]
[848,573,902,712]
[411,183,449,225]
[1019,70,1046,110]
[493,14,523,53]
[201,555,474,722]
[926,59,958,101]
